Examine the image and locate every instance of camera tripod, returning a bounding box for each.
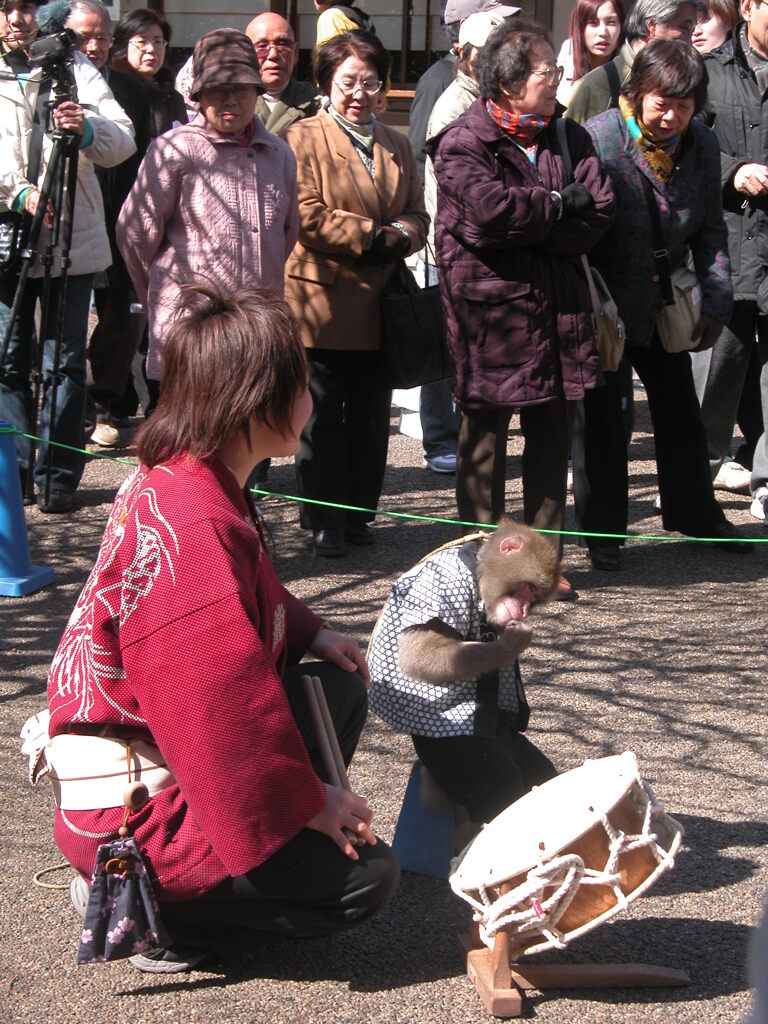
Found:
[0,60,82,510]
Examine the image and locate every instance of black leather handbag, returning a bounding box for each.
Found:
[379,259,451,389]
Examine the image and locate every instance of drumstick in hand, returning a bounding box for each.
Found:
[301,674,365,846]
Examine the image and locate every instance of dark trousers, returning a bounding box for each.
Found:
[0,272,92,494]
[296,349,392,531]
[412,722,557,825]
[456,399,571,557]
[87,285,146,419]
[161,663,400,942]
[572,334,726,539]
[572,371,629,548]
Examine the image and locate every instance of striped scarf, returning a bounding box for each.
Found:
[485,99,550,162]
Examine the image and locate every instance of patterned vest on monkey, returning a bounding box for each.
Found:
[368,539,528,739]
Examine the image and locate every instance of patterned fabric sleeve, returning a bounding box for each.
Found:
[396,556,476,638]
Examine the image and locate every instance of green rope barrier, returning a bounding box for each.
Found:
[3,424,766,543]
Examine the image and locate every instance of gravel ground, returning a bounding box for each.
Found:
[1,388,766,1024]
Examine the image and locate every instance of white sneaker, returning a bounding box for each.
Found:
[91,422,119,448]
[713,457,751,493]
[750,488,768,522]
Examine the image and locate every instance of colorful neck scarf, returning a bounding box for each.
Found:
[618,93,682,186]
[328,103,375,153]
[486,97,550,151]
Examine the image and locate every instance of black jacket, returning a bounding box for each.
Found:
[702,26,768,304]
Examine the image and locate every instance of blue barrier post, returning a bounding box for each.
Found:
[0,422,56,596]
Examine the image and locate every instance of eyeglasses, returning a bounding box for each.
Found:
[128,36,167,53]
[82,33,111,45]
[203,84,257,98]
[252,38,295,58]
[333,76,382,96]
[530,64,564,85]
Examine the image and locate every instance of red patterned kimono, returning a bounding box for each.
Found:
[47,455,326,900]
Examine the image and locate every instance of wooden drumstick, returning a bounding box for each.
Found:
[300,674,364,847]
[311,674,349,790]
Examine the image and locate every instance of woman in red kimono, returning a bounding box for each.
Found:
[45,285,398,973]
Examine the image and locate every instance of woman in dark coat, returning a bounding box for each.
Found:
[572,39,751,566]
[430,19,614,588]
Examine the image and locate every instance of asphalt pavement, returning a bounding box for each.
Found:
[1,389,765,1024]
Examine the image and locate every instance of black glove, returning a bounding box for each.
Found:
[690,313,724,352]
[359,226,410,266]
[559,182,594,217]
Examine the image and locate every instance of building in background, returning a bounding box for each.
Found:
[113,0,572,84]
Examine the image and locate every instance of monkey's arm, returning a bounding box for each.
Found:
[397,618,532,684]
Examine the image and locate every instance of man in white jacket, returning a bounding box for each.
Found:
[0,0,135,512]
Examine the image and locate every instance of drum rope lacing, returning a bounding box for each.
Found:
[463,778,679,951]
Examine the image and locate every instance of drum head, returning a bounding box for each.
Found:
[451,752,643,892]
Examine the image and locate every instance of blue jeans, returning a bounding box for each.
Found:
[0,273,93,494]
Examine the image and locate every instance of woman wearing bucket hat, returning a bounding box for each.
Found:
[117,28,299,384]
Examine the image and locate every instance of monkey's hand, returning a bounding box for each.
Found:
[397,620,532,684]
[496,623,534,661]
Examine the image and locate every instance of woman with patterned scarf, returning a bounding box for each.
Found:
[430,20,615,594]
[573,38,751,567]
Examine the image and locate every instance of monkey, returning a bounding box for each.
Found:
[367,518,560,828]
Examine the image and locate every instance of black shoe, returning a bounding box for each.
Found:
[18,469,34,506]
[36,491,74,514]
[345,524,375,546]
[313,528,346,558]
[694,521,754,553]
[589,545,622,571]
[128,945,209,974]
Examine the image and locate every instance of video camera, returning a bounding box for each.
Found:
[27,26,81,69]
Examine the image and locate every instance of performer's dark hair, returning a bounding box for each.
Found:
[134,285,308,468]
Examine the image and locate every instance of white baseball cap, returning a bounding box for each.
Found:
[444,0,520,24]
[458,9,508,50]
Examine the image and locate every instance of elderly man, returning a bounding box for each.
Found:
[246,12,321,137]
[566,0,703,122]
[65,0,111,71]
[700,0,768,525]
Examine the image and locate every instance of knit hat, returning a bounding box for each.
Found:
[189,28,263,100]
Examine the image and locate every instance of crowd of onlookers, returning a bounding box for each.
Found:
[1,0,765,576]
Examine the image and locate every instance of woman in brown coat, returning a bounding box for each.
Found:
[284,32,428,558]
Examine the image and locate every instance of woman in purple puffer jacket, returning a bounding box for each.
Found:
[430,19,614,589]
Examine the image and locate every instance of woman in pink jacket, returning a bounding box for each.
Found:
[117,28,299,383]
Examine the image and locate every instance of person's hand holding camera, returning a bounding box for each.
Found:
[52,101,85,136]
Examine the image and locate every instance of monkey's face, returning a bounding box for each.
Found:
[487,582,540,627]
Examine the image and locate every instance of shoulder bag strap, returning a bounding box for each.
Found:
[605,60,621,110]
[555,118,603,308]
[639,174,675,305]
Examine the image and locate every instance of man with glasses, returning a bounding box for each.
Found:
[66,0,111,72]
[699,0,768,527]
[246,12,321,137]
